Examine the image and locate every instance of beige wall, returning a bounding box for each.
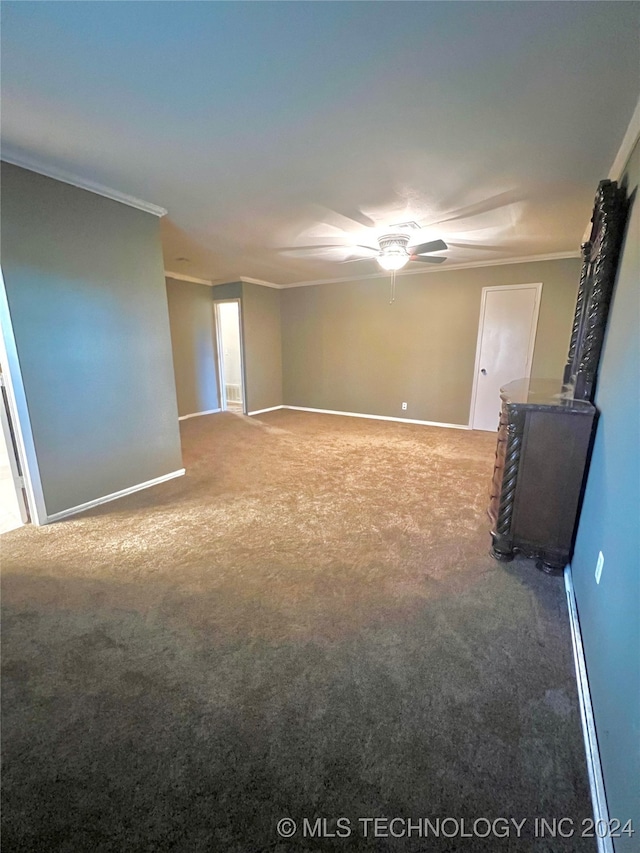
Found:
[1,163,182,517]
[166,278,220,418]
[211,281,242,301]
[240,283,283,413]
[281,257,581,425]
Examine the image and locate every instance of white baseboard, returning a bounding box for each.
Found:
[281,405,470,430]
[564,567,613,853]
[248,405,286,416]
[178,408,221,421]
[45,468,186,524]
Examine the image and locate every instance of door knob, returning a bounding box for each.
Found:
[481,368,487,375]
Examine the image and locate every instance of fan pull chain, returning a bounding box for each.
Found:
[389,270,396,304]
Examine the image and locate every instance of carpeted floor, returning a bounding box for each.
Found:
[2,411,594,852]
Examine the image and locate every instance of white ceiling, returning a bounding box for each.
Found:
[2,2,638,286]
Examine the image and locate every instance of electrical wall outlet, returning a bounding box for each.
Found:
[401,402,408,411]
[595,551,604,584]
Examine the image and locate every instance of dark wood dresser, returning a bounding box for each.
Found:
[487,179,628,574]
[488,379,596,573]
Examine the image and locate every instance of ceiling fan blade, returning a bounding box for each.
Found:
[409,255,447,264]
[407,239,448,255]
[337,250,379,265]
[340,247,380,263]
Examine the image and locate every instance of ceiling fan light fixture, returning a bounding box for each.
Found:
[376,233,411,272]
[377,251,410,271]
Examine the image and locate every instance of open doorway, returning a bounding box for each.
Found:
[0,367,30,533]
[214,299,245,414]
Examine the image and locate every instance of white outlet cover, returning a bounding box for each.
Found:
[401,402,407,410]
[595,551,604,584]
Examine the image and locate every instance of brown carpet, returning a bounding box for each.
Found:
[2,411,594,851]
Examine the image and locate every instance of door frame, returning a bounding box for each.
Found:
[468,282,543,429]
[213,297,247,414]
[0,267,47,524]
[0,375,30,525]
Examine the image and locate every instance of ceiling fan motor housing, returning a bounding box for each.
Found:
[377,233,411,256]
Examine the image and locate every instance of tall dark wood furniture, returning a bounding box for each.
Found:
[489,379,596,572]
[563,180,629,400]
[488,180,628,573]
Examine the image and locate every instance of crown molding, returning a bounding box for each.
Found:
[165,271,214,286]
[208,276,285,289]
[582,97,640,240]
[171,252,581,291]
[240,276,286,289]
[609,97,640,181]
[281,251,581,289]
[0,150,167,217]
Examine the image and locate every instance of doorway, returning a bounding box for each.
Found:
[469,283,542,431]
[0,368,29,533]
[214,299,245,414]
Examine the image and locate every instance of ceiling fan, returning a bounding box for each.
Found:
[356,233,448,271]
[280,228,447,303]
[282,229,448,272]
[279,189,526,272]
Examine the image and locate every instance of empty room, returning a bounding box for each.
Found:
[1,3,638,852]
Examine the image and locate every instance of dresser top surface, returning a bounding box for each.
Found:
[500,378,595,411]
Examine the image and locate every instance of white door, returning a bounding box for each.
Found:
[470,283,542,431]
